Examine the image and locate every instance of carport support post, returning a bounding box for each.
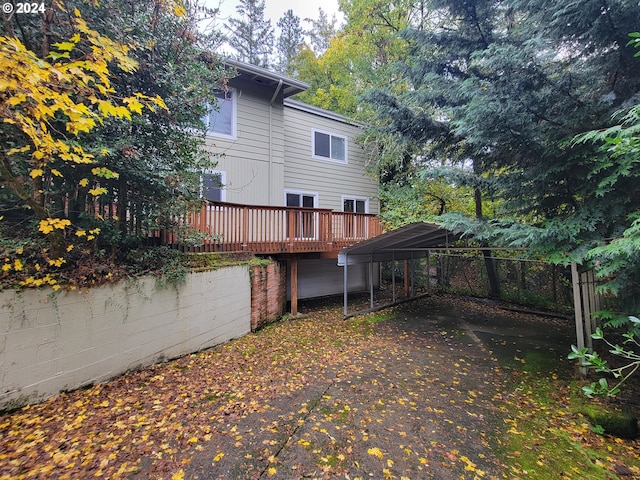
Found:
[426,252,430,294]
[571,262,588,376]
[291,258,298,316]
[369,253,374,309]
[392,252,396,304]
[343,253,348,317]
[410,252,415,297]
[404,260,410,297]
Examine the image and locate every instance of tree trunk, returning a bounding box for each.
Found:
[475,186,501,298]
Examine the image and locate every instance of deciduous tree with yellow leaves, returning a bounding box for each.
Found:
[1,9,164,250]
[0,0,227,288]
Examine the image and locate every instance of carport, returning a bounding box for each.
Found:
[338,221,601,375]
[337,222,458,318]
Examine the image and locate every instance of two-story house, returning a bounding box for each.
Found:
[170,59,383,313]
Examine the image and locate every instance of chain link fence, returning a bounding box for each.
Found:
[380,253,574,313]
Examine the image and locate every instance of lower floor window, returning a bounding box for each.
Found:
[343,198,367,213]
[342,196,369,239]
[285,191,317,239]
[201,171,225,202]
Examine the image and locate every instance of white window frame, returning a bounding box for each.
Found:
[341,195,369,239]
[341,195,369,214]
[203,89,237,140]
[311,129,348,164]
[284,189,318,208]
[200,169,226,202]
[284,189,319,240]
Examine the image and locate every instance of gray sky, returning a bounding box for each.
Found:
[213,0,344,30]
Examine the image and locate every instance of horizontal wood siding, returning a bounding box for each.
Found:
[204,79,285,206]
[283,106,379,214]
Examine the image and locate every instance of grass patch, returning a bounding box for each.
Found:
[521,350,561,375]
[495,366,640,478]
[348,311,396,335]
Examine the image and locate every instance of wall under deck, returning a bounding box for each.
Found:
[287,258,378,300]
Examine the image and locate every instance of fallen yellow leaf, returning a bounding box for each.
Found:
[368,447,384,459]
[171,469,185,480]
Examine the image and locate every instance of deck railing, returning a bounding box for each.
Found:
[159,201,383,254]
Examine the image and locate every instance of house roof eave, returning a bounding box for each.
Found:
[284,99,365,127]
[224,58,308,98]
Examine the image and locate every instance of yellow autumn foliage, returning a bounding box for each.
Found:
[367,447,384,459]
[0,4,168,286]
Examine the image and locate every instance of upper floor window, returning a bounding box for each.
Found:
[203,90,236,139]
[312,129,347,163]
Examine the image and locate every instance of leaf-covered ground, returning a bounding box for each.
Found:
[1,294,639,479]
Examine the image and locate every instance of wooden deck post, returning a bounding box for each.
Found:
[242,206,249,249]
[291,258,298,316]
[199,203,207,234]
[287,210,296,251]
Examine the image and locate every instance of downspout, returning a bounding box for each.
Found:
[269,80,283,204]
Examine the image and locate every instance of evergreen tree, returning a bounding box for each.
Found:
[226,0,274,67]
[362,0,640,300]
[364,0,640,259]
[275,10,304,74]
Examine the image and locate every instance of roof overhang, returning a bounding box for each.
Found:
[338,222,459,266]
[284,99,353,124]
[224,58,308,98]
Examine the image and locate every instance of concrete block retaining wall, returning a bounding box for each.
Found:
[0,266,251,410]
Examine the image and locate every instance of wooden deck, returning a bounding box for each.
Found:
[158,201,383,255]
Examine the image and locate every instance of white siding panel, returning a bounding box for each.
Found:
[287,259,378,300]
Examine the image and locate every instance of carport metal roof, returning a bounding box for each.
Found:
[337,222,459,266]
[338,222,460,317]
